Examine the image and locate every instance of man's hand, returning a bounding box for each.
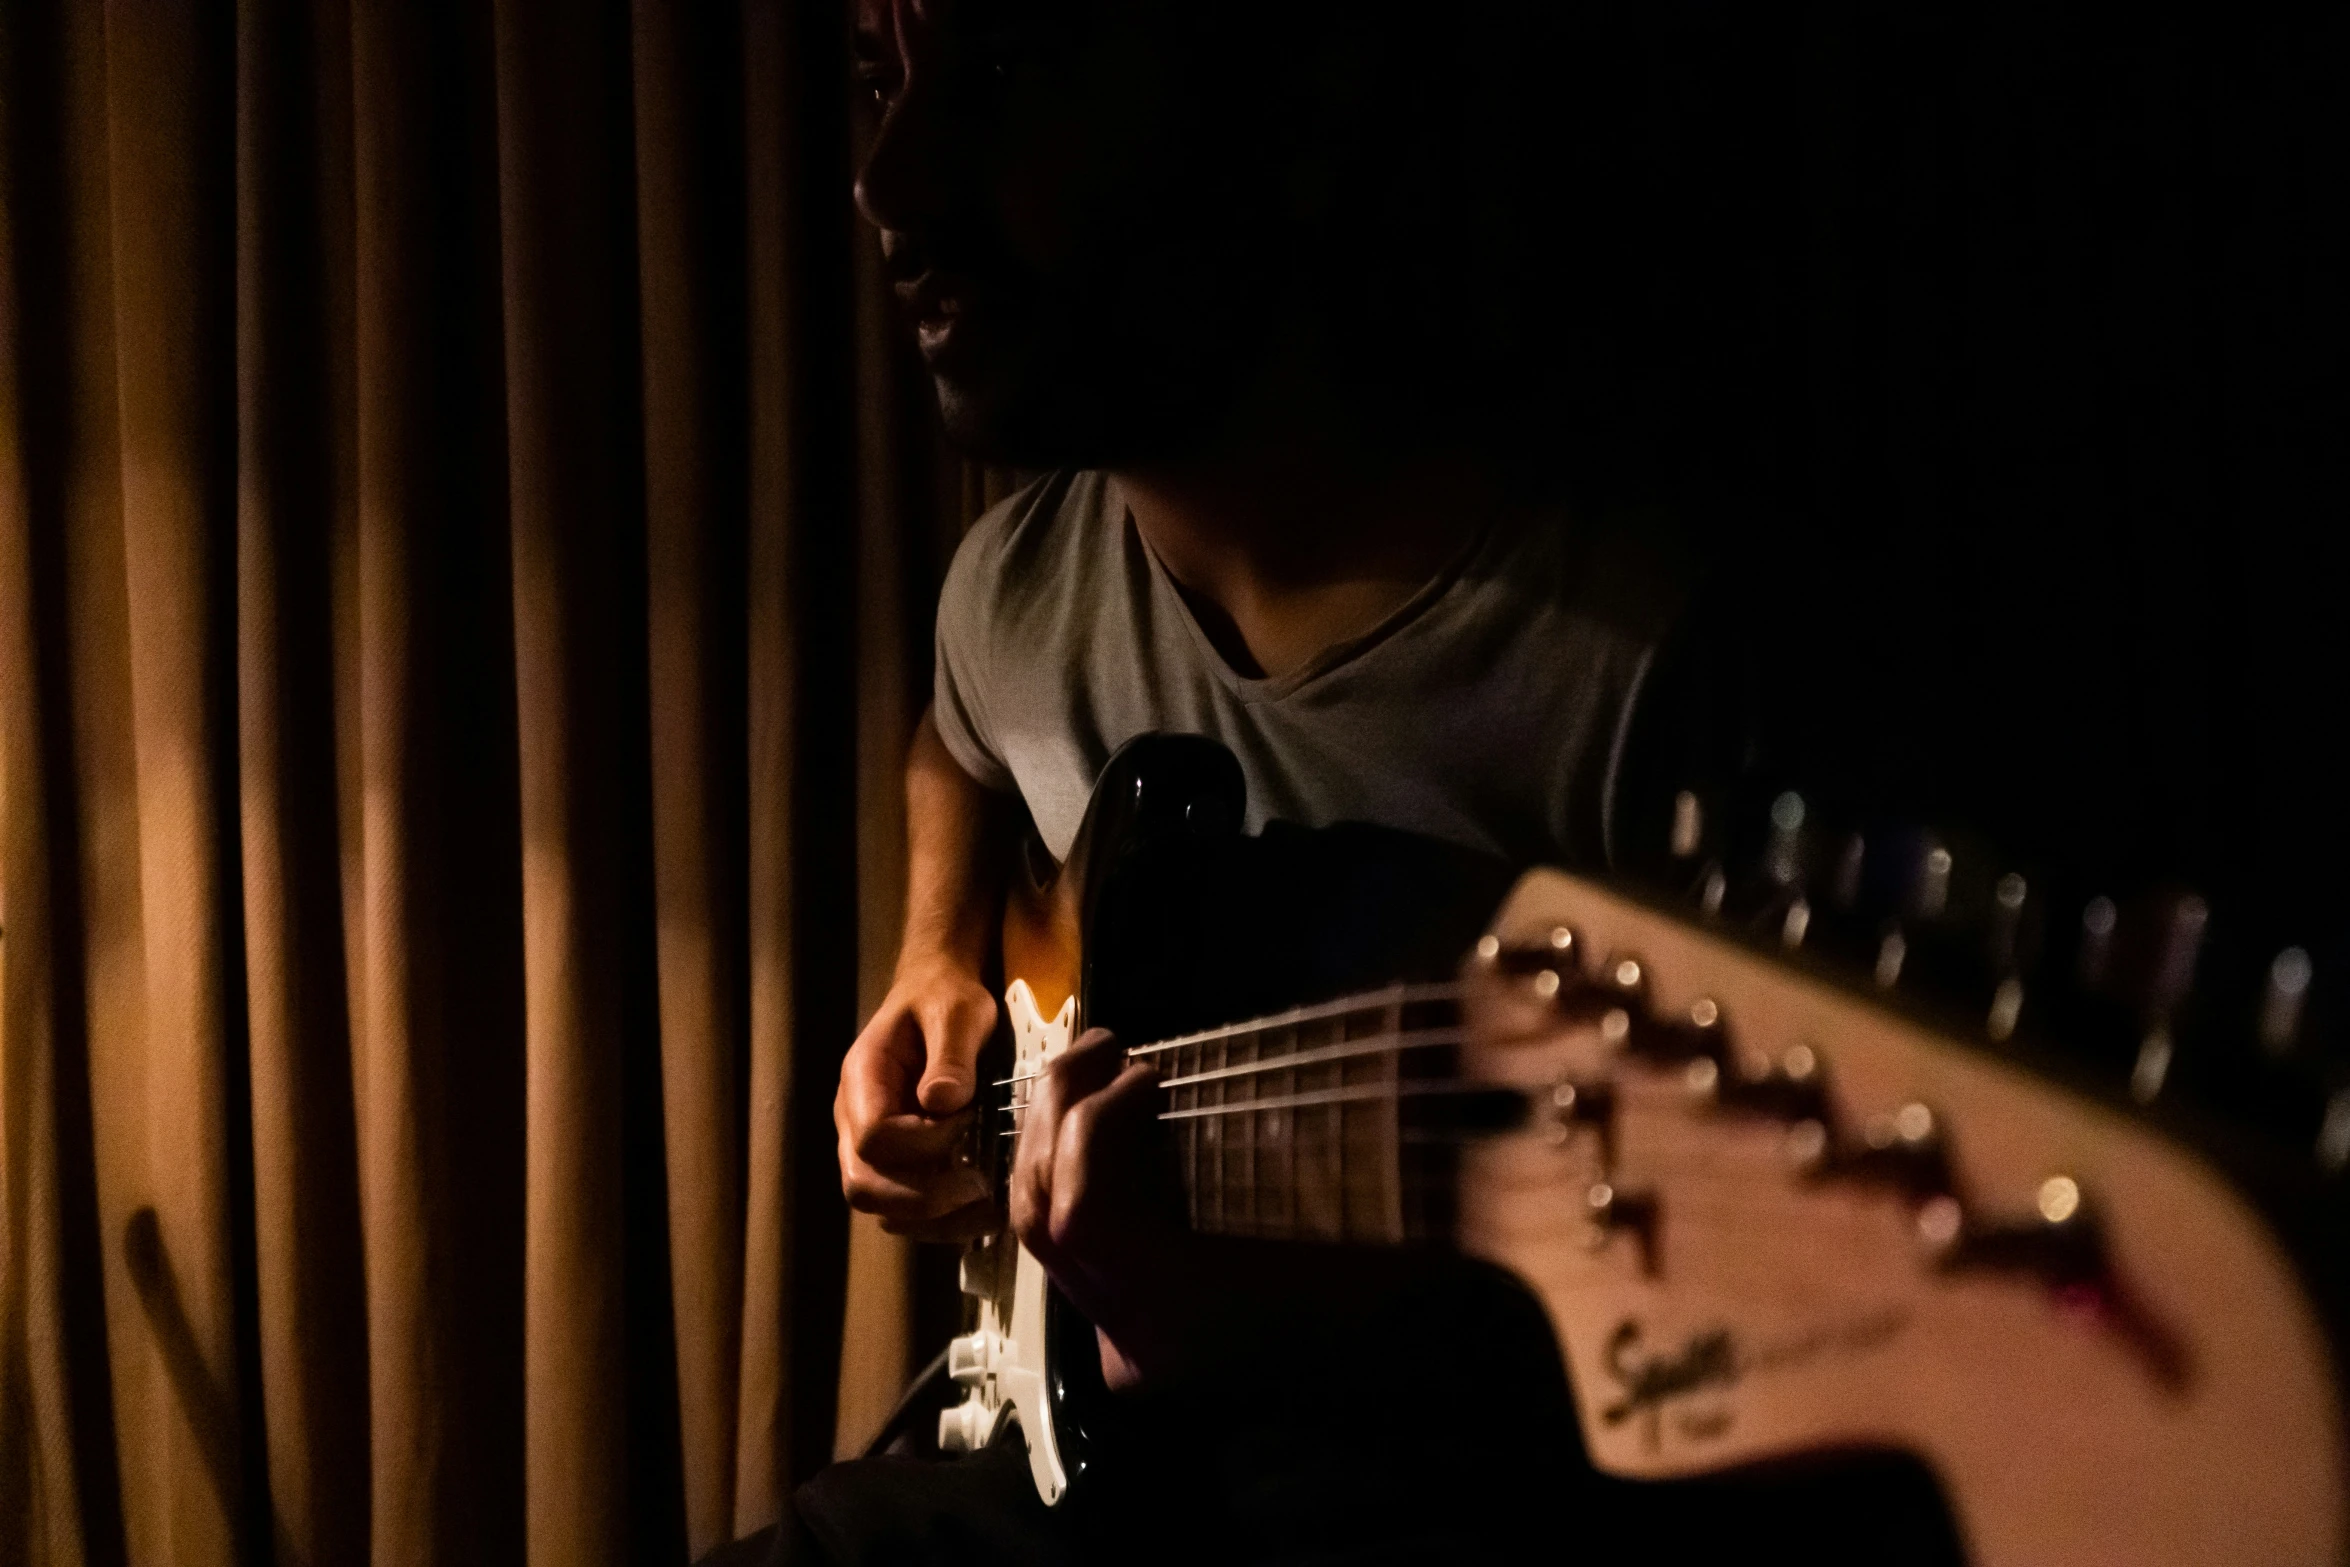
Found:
[835,954,1001,1241]
[1009,1029,1199,1389]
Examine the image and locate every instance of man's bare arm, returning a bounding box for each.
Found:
[834,707,1015,1240]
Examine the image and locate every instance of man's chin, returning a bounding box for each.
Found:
[931,370,1220,473]
[932,375,1100,471]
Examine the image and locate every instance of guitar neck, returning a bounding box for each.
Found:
[1136,982,1474,1247]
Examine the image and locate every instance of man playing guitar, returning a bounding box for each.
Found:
[773,2,1936,1563]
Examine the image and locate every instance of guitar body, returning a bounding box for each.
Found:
[939,735,1250,1503]
[940,734,1523,1505]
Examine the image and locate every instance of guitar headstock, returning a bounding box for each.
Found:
[1457,868,2347,1567]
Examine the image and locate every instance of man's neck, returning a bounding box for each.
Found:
[1112,446,1496,682]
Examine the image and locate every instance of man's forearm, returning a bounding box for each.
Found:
[899,707,1012,976]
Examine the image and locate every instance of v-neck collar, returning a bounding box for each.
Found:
[1127,504,1507,704]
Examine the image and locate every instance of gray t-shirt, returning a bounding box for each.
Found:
[932,469,1679,871]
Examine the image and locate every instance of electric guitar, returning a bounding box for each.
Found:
[936,734,2348,1566]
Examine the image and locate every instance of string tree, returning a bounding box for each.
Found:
[2258,946,2312,1059]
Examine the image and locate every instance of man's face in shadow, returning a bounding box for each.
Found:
[853,0,1288,469]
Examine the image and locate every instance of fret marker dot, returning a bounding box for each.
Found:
[1549,926,1575,952]
[1614,959,1643,989]
[1688,997,1720,1029]
[1533,969,1561,999]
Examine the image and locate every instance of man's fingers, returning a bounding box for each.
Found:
[841,1138,990,1220]
[879,1196,1001,1243]
[854,1108,970,1170]
[913,989,999,1115]
[1047,1061,1157,1246]
[840,1008,925,1137]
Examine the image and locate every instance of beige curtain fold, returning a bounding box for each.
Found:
[0,3,983,1563]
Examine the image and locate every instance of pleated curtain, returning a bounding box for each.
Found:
[0,3,1011,1564]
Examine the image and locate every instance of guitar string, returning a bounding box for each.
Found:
[990,991,1465,1089]
[994,1026,1468,1102]
[998,1079,1517,1145]
[990,1025,1477,1128]
[1121,981,1464,1058]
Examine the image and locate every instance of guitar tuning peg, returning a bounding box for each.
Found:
[2131,1025,2174,1105]
[1638,995,1729,1070]
[1841,1101,1951,1195]
[2077,895,2119,989]
[1988,872,2028,973]
[1874,929,1907,988]
[1830,833,1865,911]
[1782,1117,1831,1172]
[1700,1040,1831,1122]
[1932,1173,2105,1289]
[2258,946,2312,1058]
[1986,976,2026,1043]
[1670,790,1703,859]
[1476,925,1583,987]
[1766,792,1805,886]
[1546,1077,1619,1168]
[1583,1180,1660,1274]
[2150,893,2209,1015]
[2317,1087,2350,1176]
[1915,844,1952,921]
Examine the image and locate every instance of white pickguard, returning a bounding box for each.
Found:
[936,978,1074,1503]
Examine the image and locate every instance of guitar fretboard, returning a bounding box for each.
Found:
[1130,983,1468,1245]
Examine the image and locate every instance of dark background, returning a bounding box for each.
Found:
[1570,6,2344,930]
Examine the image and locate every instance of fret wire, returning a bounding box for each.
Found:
[1331,1036,1346,1243]
[1381,1000,1400,1240]
[1240,1024,1257,1234]
[1280,1019,1298,1237]
[1124,982,1461,1058]
[1212,1030,1228,1232]
[1184,1036,1198,1231]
